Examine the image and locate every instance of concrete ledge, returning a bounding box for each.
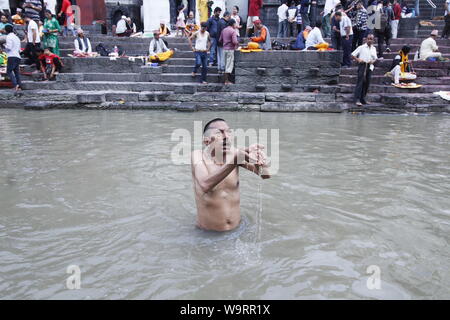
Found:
[261,102,343,113]
[76,93,106,104]
[57,73,84,82]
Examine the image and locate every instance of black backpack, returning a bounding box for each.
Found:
[95,43,110,56]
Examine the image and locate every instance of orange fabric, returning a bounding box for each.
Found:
[251,27,267,43]
[248,42,259,49]
[303,30,310,39]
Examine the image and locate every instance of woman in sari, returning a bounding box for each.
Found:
[42,10,61,56]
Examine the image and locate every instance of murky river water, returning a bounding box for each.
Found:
[0,110,449,299]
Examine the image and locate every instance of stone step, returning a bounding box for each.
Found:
[158,73,222,83]
[162,65,218,73]
[336,92,447,105]
[339,83,450,93]
[19,80,340,93]
[339,74,450,85]
[339,67,449,77]
[167,58,196,65]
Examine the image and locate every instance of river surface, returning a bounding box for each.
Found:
[0,110,449,299]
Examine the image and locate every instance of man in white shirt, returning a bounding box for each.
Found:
[23,15,41,71]
[305,20,326,49]
[351,34,377,106]
[73,28,93,57]
[115,16,130,37]
[420,30,445,61]
[44,0,57,15]
[277,0,288,38]
[336,11,353,67]
[4,25,22,92]
[321,0,340,38]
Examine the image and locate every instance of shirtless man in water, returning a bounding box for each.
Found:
[191,118,271,232]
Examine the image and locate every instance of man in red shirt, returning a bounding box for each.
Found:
[391,0,402,39]
[246,0,263,36]
[58,0,76,37]
[38,47,64,81]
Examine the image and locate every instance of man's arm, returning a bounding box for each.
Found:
[149,39,155,56]
[192,149,259,193]
[32,27,37,44]
[192,151,238,194]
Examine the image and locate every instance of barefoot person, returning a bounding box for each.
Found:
[191,118,271,232]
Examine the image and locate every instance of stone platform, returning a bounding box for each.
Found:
[0,32,449,114]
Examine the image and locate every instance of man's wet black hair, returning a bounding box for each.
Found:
[203,118,226,134]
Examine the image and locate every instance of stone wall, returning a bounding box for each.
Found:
[234,50,343,92]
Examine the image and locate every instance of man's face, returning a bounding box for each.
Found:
[189,12,194,19]
[44,49,51,55]
[366,35,374,46]
[224,15,230,21]
[215,11,221,17]
[255,22,262,30]
[154,32,160,40]
[204,121,233,155]
[201,25,207,32]
[1,16,7,23]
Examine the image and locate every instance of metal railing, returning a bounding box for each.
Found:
[426,0,437,18]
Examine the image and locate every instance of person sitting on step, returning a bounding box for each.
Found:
[159,20,171,37]
[386,45,416,84]
[37,47,63,81]
[250,20,272,50]
[149,30,174,63]
[419,30,448,61]
[73,28,97,57]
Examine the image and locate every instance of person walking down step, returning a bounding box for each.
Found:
[351,34,377,106]
[189,22,211,84]
[4,24,22,93]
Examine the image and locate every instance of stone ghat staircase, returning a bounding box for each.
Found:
[337,37,450,112]
[1,34,449,113]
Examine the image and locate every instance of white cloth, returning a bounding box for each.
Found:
[420,37,439,60]
[27,19,40,43]
[305,27,325,48]
[149,38,168,56]
[116,19,127,34]
[324,0,341,16]
[74,37,92,53]
[340,15,353,36]
[194,30,209,51]
[44,0,57,15]
[277,4,288,23]
[446,0,450,15]
[5,33,21,58]
[352,43,378,63]
[390,19,399,39]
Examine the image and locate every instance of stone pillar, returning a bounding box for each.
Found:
[143,0,170,33]
[260,0,279,37]
[76,0,106,25]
